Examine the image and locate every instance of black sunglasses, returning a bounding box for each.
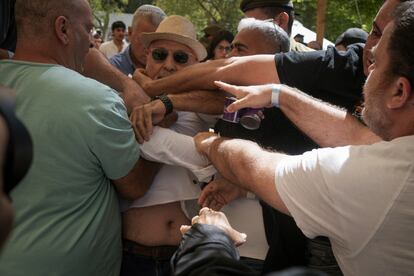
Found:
[151,48,191,64]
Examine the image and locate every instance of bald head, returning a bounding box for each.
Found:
[15,0,88,39]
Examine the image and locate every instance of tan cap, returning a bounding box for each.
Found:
[141,15,207,61]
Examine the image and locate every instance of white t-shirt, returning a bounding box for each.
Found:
[99,40,128,59]
[276,135,414,275]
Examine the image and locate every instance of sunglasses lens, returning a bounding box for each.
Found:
[152,48,168,61]
[173,51,189,64]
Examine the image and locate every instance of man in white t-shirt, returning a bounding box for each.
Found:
[177,2,414,275]
[99,20,129,59]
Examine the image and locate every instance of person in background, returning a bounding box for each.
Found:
[199,24,224,50]
[205,30,234,60]
[307,40,322,50]
[93,32,103,49]
[335,27,369,51]
[100,20,129,59]
[240,0,313,52]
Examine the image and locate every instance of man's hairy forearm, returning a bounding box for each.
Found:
[206,137,287,211]
[146,55,279,95]
[169,90,225,114]
[280,86,381,147]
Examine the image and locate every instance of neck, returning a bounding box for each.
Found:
[113,38,123,46]
[13,41,59,65]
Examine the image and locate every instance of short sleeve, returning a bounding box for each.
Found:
[275,148,346,242]
[275,44,365,111]
[86,87,140,180]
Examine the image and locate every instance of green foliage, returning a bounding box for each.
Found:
[89,0,384,42]
[293,0,384,41]
[155,0,243,37]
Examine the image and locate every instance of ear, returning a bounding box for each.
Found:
[275,12,289,32]
[55,16,70,45]
[128,26,132,37]
[387,76,413,109]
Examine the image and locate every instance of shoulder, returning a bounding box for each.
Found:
[49,66,122,106]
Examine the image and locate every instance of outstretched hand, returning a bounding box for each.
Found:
[180,207,247,247]
[198,178,247,211]
[214,81,275,112]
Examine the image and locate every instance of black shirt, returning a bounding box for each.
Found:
[0,0,17,52]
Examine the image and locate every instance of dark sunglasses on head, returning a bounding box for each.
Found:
[151,48,191,64]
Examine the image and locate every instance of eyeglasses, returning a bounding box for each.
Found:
[151,48,192,64]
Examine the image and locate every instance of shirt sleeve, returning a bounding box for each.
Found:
[87,86,140,180]
[275,148,345,241]
[275,44,365,111]
[140,126,216,182]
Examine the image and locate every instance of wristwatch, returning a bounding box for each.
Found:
[153,94,173,116]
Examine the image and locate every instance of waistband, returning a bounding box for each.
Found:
[122,239,178,260]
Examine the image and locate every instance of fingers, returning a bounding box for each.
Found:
[226,97,251,112]
[214,81,244,98]
[232,231,247,247]
[191,215,200,225]
[135,107,150,142]
[143,107,153,140]
[130,109,144,144]
[180,225,191,236]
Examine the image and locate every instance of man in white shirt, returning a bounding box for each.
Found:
[99,20,129,59]
[186,2,414,275]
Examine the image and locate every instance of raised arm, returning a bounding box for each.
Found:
[83,48,150,113]
[133,55,279,96]
[216,81,381,147]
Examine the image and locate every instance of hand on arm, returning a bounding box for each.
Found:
[194,132,290,215]
[214,81,381,147]
[112,157,160,200]
[198,177,247,211]
[83,48,150,112]
[180,207,247,247]
[130,99,166,143]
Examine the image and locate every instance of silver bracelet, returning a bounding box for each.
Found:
[271,84,282,108]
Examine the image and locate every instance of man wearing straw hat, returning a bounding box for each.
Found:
[119,15,212,276]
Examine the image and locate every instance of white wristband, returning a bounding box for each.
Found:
[271,84,282,108]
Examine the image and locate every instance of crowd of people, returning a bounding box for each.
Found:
[0,0,413,276]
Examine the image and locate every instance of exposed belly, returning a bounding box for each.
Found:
[122,201,190,246]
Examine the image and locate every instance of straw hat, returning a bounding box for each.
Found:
[141,15,207,61]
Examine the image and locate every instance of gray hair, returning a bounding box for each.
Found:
[132,5,166,28]
[237,17,290,53]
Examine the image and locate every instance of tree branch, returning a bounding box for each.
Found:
[196,0,218,23]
